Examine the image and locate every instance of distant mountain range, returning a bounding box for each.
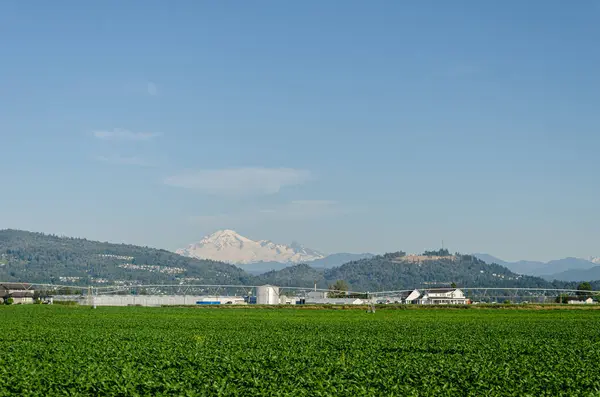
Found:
[473,254,600,281]
[1,228,599,291]
[176,230,373,274]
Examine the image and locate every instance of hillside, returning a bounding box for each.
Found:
[0,229,251,286]
[543,266,600,282]
[254,264,326,289]
[258,252,556,292]
[473,253,597,276]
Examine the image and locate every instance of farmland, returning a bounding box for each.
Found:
[1,307,599,396]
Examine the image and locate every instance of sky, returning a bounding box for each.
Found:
[1,1,599,262]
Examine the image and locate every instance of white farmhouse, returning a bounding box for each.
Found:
[419,288,468,305]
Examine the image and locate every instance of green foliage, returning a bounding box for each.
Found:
[382,251,406,259]
[3,297,13,305]
[1,307,600,395]
[577,282,592,297]
[327,279,349,297]
[53,300,78,306]
[423,248,451,257]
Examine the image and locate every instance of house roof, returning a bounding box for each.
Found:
[0,283,32,291]
[424,288,458,293]
[567,296,592,301]
[7,291,34,298]
[4,291,33,298]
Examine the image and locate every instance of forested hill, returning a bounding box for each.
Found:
[0,229,252,285]
[0,229,591,291]
[257,251,562,291]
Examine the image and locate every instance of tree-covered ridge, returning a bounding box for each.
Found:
[322,253,554,291]
[0,229,251,285]
[256,253,564,292]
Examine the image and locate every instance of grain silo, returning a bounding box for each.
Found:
[256,285,279,305]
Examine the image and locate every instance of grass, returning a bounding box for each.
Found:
[1,306,600,396]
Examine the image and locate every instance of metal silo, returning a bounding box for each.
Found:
[256,285,279,305]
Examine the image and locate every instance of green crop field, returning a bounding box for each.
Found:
[1,306,599,396]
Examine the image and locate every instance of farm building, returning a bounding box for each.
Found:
[256,285,280,305]
[279,296,298,305]
[399,289,421,304]
[567,296,594,304]
[0,283,35,304]
[418,288,468,305]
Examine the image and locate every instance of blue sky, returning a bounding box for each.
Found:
[1,1,599,261]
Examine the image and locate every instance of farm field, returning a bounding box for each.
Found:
[1,306,599,396]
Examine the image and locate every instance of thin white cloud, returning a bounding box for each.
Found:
[93,128,161,142]
[147,82,158,96]
[93,155,153,167]
[164,167,311,196]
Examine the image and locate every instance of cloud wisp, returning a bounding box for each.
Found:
[93,128,161,142]
[164,167,311,196]
[93,155,154,167]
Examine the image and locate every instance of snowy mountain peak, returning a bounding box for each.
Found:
[176,230,325,265]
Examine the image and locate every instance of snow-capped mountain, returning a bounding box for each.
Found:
[176,230,326,265]
[589,257,600,265]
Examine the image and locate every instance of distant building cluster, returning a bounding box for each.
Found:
[402,255,459,263]
[118,263,185,274]
[3,282,598,307]
[59,276,81,283]
[98,254,135,261]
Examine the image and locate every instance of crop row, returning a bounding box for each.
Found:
[0,307,599,396]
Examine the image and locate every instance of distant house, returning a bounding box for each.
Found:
[0,283,35,304]
[419,288,468,305]
[567,296,594,304]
